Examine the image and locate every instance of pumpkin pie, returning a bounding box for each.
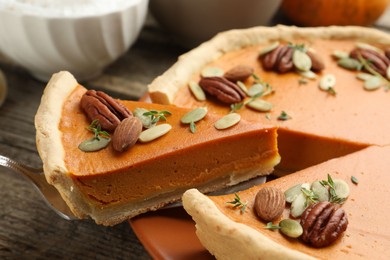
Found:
[148,25,390,173]
[182,144,390,259]
[34,71,280,226]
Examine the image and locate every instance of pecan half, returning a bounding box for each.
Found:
[350,48,390,76]
[307,51,325,71]
[199,76,246,104]
[80,90,132,132]
[277,46,294,73]
[300,201,348,248]
[224,65,254,82]
[262,45,284,70]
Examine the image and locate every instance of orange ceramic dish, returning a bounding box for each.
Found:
[148,25,390,173]
[183,145,390,259]
[34,71,280,225]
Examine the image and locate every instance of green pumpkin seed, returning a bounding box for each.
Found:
[290,192,309,218]
[78,137,111,152]
[237,81,249,95]
[364,76,382,90]
[214,113,241,130]
[285,183,310,203]
[297,70,317,79]
[332,50,349,60]
[293,49,312,72]
[246,99,272,112]
[311,181,329,202]
[356,42,383,54]
[201,67,224,77]
[333,179,350,199]
[338,57,362,70]
[181,107,208,124]
[279,219,303,238]
[134,108,155,128]
[319,74,336,91]
[138,123,172,143]
[188,81,206,101]
[259,41,280,56]
[247,83,264,97]
[356,72,374,81]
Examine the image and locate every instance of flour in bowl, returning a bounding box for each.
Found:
[0,0,140,17]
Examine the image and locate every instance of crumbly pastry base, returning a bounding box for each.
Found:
[148,25,390,104]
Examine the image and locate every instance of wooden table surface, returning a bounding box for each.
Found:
[1,7,389,260]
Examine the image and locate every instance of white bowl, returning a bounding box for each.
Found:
[150,0,282,48]
[0,0,149,81]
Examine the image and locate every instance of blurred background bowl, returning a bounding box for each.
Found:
[150,0,282,48]
[0,0,149,82]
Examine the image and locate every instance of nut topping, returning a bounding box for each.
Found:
[254,187,286,222]
[223,65,254,82]
[350,48,390,76]
[111,117,142,152]
[306,51,325,71]
[300,201,348,248]
[199,76,246,104]
[80,90,132,132]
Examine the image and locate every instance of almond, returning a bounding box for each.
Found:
[254,187,286,222]
[224,65,254,82]
[112,117,142,152]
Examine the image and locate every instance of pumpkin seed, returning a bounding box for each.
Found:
[0,69,7,107]
[356,72,375,81]
[285,183,310,203]
[259,41,280,56]
[319,74,336,91]
[246,99,272,112]
[364,76,382,90]
[338,57,362,70]
[290,192,309,218]
[387,66,390,80]
[181,107,208,124]
[78,137,111,152]
[134,108,155,128]
[332,50,349,60]
[247,83,264,97]
[279,219,303,238]
[189,81,206,101]
[201,67,224,77]
[237,81,249,95]
[333,179,350,199]
[214,113,241,130]
[356,42,383,54]
[311,181,329,202]
[138,123,172,143]
[297,70,317,79]
[292,49,312,72]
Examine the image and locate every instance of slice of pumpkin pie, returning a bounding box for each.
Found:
[183,145,390,259]
[34,71,280,225]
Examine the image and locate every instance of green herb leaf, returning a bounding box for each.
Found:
[230,102,244,113]
[190,121,196,133]
[298,78,308,85]
[142,109,172,126]
[277,111,292,121]
[265,222,281,230]
[320,174,346,204]
[86,119,110,140]
[351,175,359,185]
[226,193,248,214]
[301,187,319,206]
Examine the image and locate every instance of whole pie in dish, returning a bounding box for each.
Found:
[147,25,390,258]
[34,71,280,225]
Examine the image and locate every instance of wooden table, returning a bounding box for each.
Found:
[1,8,389,260]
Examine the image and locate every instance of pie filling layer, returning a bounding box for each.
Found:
[60,85,280,214]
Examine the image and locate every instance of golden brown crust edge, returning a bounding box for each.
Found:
[148,25,390,105]
[182,188,315,260]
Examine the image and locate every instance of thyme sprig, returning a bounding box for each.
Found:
[265,222,281,230]
[301,187,319,207]
[320,174,346,204]
[143,110,172,125]
[87,119,110,140]
[227,193,248,214]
